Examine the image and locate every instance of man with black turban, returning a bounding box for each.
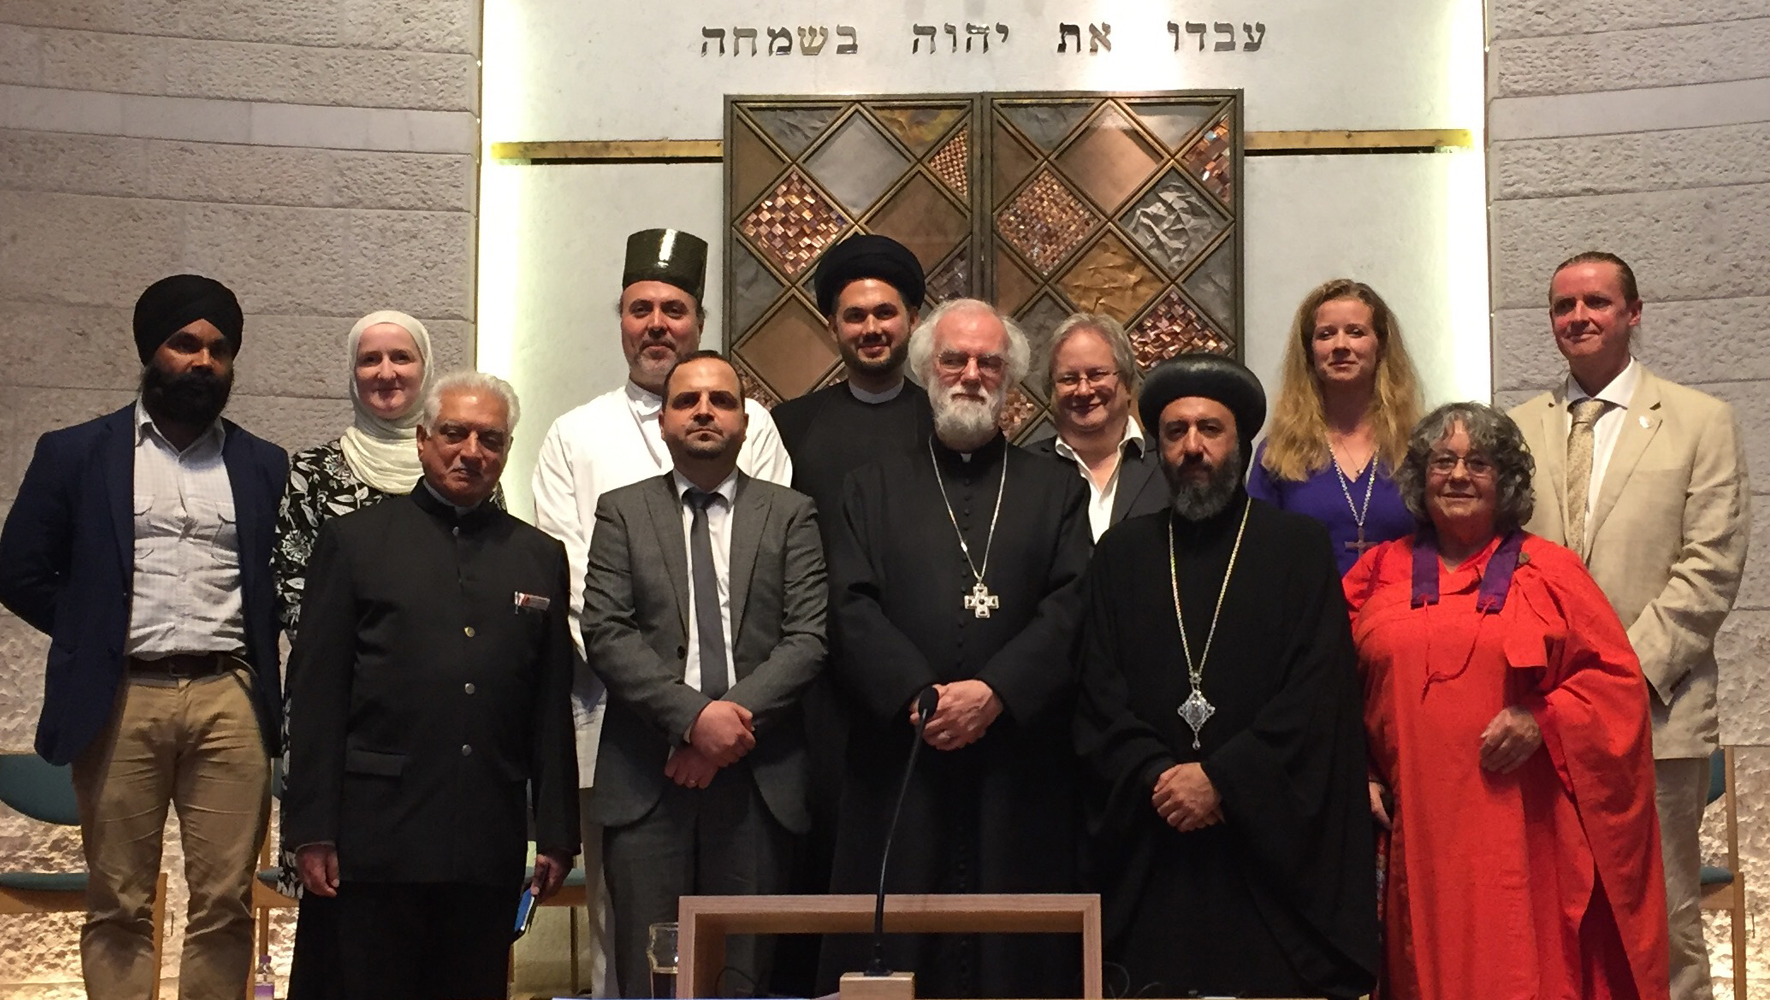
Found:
[772,233,935,522]
[766,235,937,991]
[0,274,289,1000]
[1072,354,1379,998]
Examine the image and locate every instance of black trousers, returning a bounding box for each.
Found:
[604,766,794,998]
[307,881,516,1000]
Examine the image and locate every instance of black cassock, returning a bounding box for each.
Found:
[820,434,1092,998]
[1074,492,1378,999]
[772,381,934,536]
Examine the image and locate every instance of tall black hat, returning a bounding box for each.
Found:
[1138,354,1267,464]
[622,228,709,301]
[812,234,926,317]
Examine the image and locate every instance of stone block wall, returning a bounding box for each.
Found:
[1487,1,1770,994]
[0,0,480,993]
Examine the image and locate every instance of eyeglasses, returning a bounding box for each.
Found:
[935,351,1007,377]
[1053,369,1119,390]
[1426,452,1495,478]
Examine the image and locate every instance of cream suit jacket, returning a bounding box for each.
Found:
[1511,365,1750,759]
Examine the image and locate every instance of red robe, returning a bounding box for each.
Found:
[1345,533,1668,1000]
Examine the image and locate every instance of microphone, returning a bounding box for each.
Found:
[866,686,941,976]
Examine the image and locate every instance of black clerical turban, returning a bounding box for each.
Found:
[813,234,926,317]
[623,228,709,302]
[1139,354,1267,454]
[132,274,244,365]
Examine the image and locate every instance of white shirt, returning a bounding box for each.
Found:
[127,399,245,657]
[1052,417,1147,541]
[530,380,793,784]
[672,470,737,695]
[1564,358,1641,547]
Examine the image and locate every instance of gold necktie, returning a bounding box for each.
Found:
[1565,398,1606,556]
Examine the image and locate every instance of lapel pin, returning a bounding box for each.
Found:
[1639,415,1651,428]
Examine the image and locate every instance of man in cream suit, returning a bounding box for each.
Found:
[1511,251,1750,1000]
[583,350,825,997]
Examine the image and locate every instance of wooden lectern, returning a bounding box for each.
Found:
[675,893,1103,999]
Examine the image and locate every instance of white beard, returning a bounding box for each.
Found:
[932,386,1003,451]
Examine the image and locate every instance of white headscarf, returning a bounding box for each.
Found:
[338,310,433,494]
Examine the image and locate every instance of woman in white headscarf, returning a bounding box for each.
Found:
[271,310,500,999]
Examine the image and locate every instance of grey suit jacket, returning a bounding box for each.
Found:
[582,471,826,831]
[1511,365,1750,758]
[1025,433,1168,532]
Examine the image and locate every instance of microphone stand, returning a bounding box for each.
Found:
[866,687,940,977]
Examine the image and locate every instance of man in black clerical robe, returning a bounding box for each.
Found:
[820,299,1092,998]
[769,234,935,992]
[284,373,579,1000]
[1074,356,1377,999]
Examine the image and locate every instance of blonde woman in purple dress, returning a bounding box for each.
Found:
[1248,280,1423,575]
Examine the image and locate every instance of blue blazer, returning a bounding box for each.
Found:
[0,405,288,765]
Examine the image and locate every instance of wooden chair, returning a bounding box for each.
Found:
[246,761,298,997]
[0,752,169,1000]
[513,852,589,993]
[1699,747,1746,1000]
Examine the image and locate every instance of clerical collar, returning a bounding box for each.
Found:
[846,379,906,405]
[414,477,493,526]
[624,380,663,417]
[931,431,1006,470]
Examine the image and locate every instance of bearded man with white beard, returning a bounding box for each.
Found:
[818,300,1094,998]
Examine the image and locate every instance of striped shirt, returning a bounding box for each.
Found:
[127,399,246,657]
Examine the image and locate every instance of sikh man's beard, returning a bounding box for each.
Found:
[140,362,233,426]
[931,385,1003,451]
[1165,446,1245,521]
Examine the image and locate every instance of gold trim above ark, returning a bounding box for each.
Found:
[489,129,1473,163]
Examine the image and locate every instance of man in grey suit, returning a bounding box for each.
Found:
[1511,251,1750,1000]
[583,349,827,997]
[1026,312,1167,540]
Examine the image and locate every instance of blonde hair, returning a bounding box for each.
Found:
[1261,279,1423,481]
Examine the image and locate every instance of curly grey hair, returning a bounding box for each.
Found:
[1394,402,1535,532]
[420,370,521,434]
[1041,312,1143,397]
[906,299,1031,387]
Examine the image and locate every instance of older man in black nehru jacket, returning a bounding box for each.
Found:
[0,274,287,1000]
[283,370,578,1000]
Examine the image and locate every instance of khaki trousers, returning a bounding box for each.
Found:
[1656,756,1713,1000]
[71,669,271,1000]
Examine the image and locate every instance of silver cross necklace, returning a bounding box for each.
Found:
[930,439,1008,619]
[1168,499,1251,749]
[1331,443,1378,557]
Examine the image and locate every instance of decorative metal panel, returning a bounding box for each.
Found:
[726,91,1243,441]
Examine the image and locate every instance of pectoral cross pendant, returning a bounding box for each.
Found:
[964,581,1000,619]
[1178,688,1215,750]
[1345,526,1372,556]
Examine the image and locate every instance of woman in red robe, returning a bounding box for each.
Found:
[1345,402,1669,1000]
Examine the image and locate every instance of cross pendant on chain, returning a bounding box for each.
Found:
[1345,525,1372,556]
[964,581,1000,619]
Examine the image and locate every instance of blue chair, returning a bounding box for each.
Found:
[1699,747,1745,1000]
[0,752,168,1000]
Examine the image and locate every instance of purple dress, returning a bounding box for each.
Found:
[1247,440,1415,576]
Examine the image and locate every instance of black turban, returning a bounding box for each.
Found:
[1138,354,1267,463]
[133,274,243,365]
[813,234,926,317]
